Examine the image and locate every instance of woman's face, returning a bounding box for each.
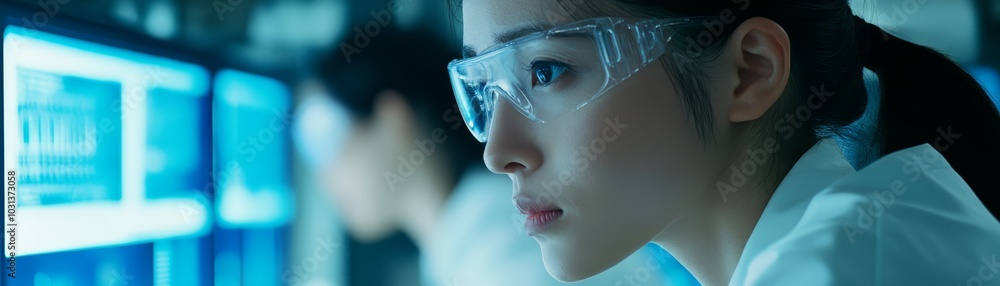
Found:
[464,0,733,281]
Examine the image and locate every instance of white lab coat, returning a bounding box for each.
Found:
[729,139,1000,286]
[422,168,672,286]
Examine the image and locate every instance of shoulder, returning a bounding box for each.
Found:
[740,144,1000,286]
[816,143,997,242]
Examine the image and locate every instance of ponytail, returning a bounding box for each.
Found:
[548,0,1000,217]
[854,16,1000,218]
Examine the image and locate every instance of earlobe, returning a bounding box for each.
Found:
[727,17,791,123]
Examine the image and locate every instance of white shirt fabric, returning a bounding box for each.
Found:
[422,168,672,286]
[729,139,1000,286]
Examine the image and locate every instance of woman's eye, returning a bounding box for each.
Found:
[531,60,568,87]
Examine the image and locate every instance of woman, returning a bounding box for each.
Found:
[295,28,677,285]
[446,0,1000,285]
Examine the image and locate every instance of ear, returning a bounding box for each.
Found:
[725,17,791,122]
[372,89,417,143]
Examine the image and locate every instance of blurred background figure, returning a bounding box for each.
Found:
[0,0,997,285]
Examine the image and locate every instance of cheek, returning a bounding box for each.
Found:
[552,64,712,217]
[533,65,718,279]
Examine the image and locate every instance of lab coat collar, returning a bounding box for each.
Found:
[729,138,857,284]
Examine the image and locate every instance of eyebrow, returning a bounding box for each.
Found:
[462,22,551,58]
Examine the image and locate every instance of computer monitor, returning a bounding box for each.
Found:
[213,69,294,228]
[3,21,212,256]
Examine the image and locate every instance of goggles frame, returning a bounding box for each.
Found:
[448,17,707,142]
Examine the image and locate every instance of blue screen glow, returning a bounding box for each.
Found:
[3,25,212,256]
[213,69,294,228]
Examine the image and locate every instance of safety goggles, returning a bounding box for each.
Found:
[448,17,706,142]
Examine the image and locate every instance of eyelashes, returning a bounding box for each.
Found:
[524,59,571,87]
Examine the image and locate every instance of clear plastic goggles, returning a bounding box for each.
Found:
[448,17,706,142]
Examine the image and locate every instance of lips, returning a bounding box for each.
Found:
[514,197,563,235]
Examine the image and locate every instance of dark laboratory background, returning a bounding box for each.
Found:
[1,0,998,285]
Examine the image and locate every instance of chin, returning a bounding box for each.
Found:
[541,255,591,282]
[537,236,621,283]
[540,252,611,283]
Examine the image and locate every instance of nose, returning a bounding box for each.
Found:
[483,95,542,175]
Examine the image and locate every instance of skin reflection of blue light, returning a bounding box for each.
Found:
[3,25,211,256]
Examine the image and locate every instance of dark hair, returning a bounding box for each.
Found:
[447,0,1000,217]
[315,28,483,187]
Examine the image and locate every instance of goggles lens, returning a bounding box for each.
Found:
[449,17,702,142]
